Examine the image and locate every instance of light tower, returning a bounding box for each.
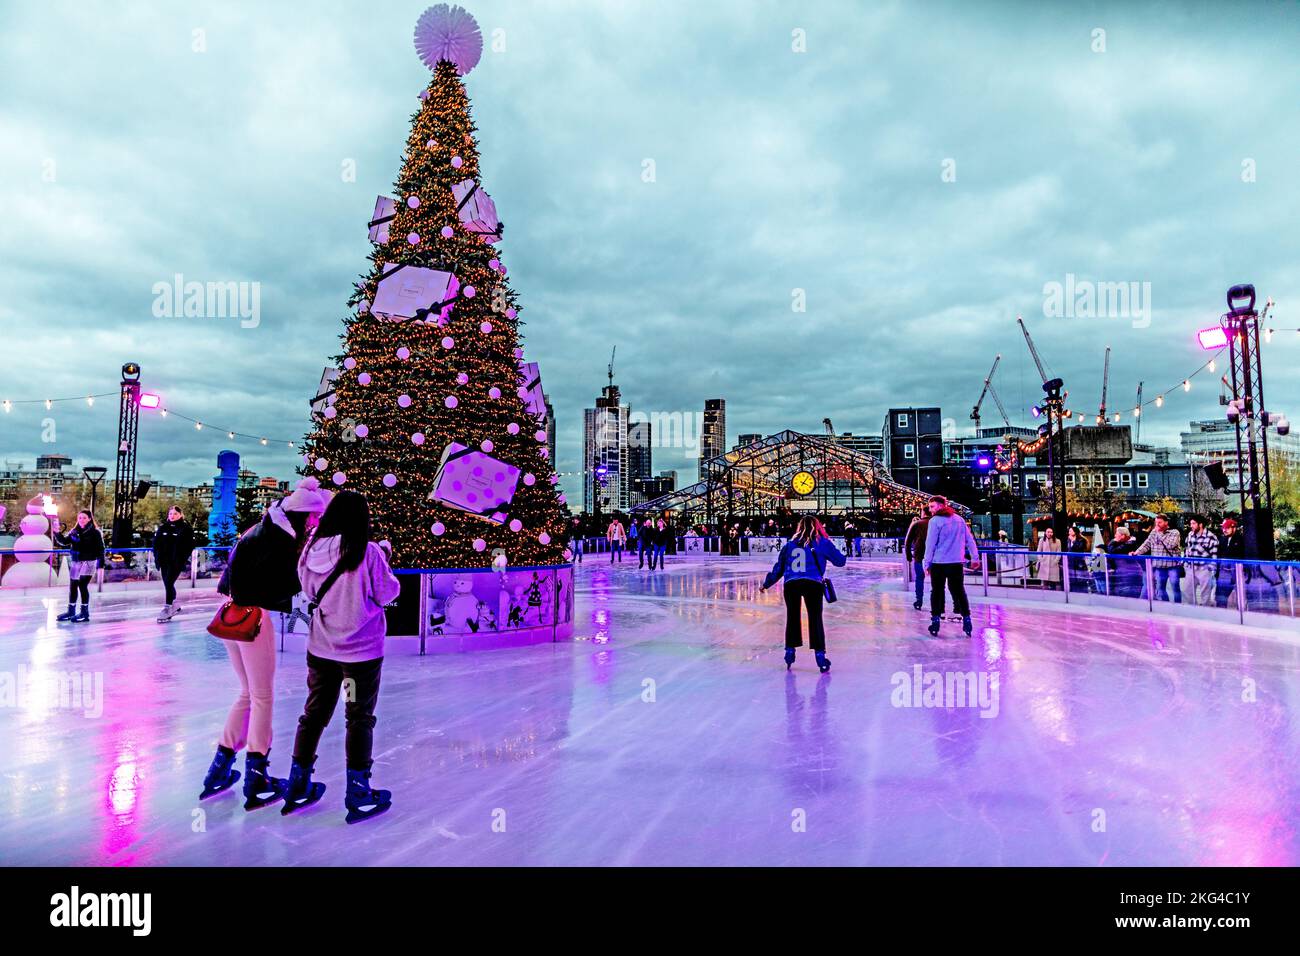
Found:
[112,362,142,549]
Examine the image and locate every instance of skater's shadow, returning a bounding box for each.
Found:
[782,670,839,795]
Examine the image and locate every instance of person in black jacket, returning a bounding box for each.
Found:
[1215,516,1245,608]
[54,511,105,623]
[1105,526,1141,598]
[201,478,328,810]
[153,505,195,623]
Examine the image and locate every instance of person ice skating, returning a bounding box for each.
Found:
[607,516,626,563]
[152,505,194,623]
[1065,526,1090,592]
[54,510,104,623]
[637,518,653,568]
[922,495,980,637]
[201,477,328,810]
[568,517,583,563]
[285,490,401,823]
[760,516,846,672]
[1035,527,1062,589]
[651,518,670,570]
[903,506,929,610]
[1182,513,1218,606]
[1133,513,1182,603]
[843,518,859,559]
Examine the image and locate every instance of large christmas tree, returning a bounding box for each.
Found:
[303,4,568,569]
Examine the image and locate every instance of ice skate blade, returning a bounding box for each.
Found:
[345,801,392,825]
[198,770,241,800]
[281,782,327,816]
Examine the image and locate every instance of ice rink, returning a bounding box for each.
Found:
[2,555,1297,866]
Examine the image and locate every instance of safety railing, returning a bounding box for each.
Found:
[0,546,232,592]
[904,545,1299,627]
[570,534,905,558]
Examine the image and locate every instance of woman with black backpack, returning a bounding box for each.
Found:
[760,516,846,673]
[54,511,105,623]
[282,489,400,823]
[199,477,328,810]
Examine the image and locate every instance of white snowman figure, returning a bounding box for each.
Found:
[2,496,63,588]
[443,576,478,633]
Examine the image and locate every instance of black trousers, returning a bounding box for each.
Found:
[784,578,826,652]
[67,577,91,604]
[159,562,183,604]
[929,563,971,617]
[293,653,383,771]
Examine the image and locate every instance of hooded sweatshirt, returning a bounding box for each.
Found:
[297,535,401,663]
[922,508,979,570]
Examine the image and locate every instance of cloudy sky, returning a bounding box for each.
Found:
[2,0,1298,505]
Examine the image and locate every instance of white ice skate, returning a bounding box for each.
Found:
[157,604,177,623]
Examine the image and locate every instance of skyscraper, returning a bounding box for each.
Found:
[583,384,630,512]
[627,419,653,506]
[700,399,726,476]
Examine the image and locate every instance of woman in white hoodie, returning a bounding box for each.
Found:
[282,490,401,824]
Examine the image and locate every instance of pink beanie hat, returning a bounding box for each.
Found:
[281,477,329,514]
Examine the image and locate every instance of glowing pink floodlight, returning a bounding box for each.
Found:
[1197,326,1228,350]
[138,393,161,409]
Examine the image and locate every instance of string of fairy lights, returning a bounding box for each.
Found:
[1,390,303,448]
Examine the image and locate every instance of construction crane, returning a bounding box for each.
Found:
[823,417,834,437]
[1134,381,1144,443]
[1017,316,1050,384]
[1097,346,1111,424]
[607,346,616,388]
[970,354,1002,433]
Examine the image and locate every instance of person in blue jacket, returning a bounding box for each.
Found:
[760,516,846,673]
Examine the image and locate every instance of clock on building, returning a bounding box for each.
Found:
[791,471,816,496]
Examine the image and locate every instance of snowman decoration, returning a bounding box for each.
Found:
[2,495,65,588]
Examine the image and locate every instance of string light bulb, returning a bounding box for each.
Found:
[1156,395,1164,407]
[1183,380,1191,392]
[1208,359,1215,372]
[2,400,9,413]
[44,399,52,410]
[228,431,235,439]
[195,422,203,430]
[260,438,268,445]
[1133,407,1140,418]
[86,396,94,407]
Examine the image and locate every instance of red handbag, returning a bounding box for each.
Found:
[206,601,264,642]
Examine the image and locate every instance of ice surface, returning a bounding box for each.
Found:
[1,556,1296,866]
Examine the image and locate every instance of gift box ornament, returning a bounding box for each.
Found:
[451,178,501,243]
[368,195,397,244]
[372,263,460,323]
[516,361,546,418]
[430,442,520,524]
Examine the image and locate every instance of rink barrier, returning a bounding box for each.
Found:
[0,545,231,594]
[905,545,1300,630]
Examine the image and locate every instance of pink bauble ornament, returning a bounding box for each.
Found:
[314,458,328,471]
[516,386,529,400]
[463,285,475,298]
[456,372,469,385]
[505,308,517,319]
[522,473,536,486]
[472,537,486,552]
[427,138,437,148]
[480,439,494,453]
[512,347,524,359]
[412,432,425,445]
[396,346,410,360]
[499,265,507,276]
[343,357,357,370]
[539,532,551,545]
[451,155,463,168]
[480,321,492,334]
[383,473,397,487]
[323,406,338,419]
[535,430,547,442]
[332,472,347,486]
[540,448,550,460]
[444,395,458,409]
[397,394,412,408]
[488,387,501,399]
[432,521,445,536]
[354,424,369,438]
[488,258,499,271]
[357,372,372,386]
[441,336,454,349]
[507,422,520,435]
[407,232,420,245]
[440,225,454,238]
[509,519,522,532]
[557,493,565,504]
[407,195,420,209]
[419,89,430,101]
